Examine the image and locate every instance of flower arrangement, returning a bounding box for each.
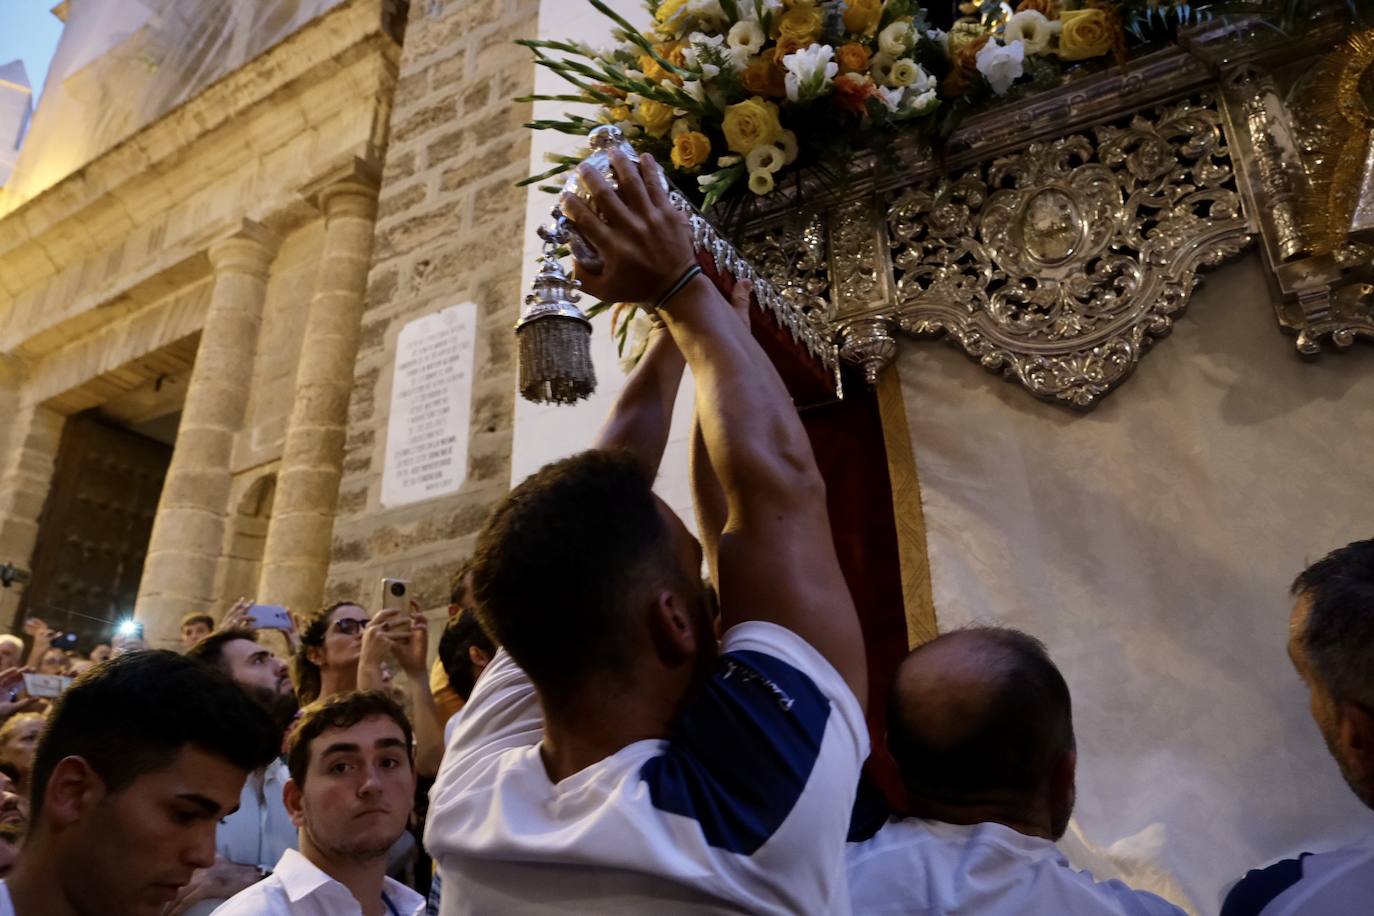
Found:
[519,0,1216,210]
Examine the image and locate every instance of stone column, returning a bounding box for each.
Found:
[256,163,379,618]
[0,369,65,628]
[135,223,278,647]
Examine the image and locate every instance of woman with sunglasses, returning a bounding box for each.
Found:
[291,602,373,705]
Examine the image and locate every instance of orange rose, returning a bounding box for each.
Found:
[835,42,871,74]
[772,35,808,65]
[831,72,879,114]
[944,34,989,96]
[743,55,788,97]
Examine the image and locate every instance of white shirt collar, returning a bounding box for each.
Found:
[272,848,425,914]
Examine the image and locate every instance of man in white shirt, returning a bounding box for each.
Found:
[1222,539,1374,916]
[0,650,280,916]
[847,627,1184,916]
[212,690,424,916]
[172,628,303,915]
[426,150,870,915]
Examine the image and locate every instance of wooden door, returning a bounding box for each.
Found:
[17,413,172,649]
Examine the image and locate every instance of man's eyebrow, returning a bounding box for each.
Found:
[319,742,362,757]
[248,650,271,663]
[375,737,408,751]
[177,793,227,816]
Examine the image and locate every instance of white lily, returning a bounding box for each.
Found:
[782,43,839,103]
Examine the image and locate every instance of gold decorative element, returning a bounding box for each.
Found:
[875,368,938,648]
[1297,29,1374,256]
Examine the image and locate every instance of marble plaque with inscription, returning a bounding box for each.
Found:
[381,304,476,508]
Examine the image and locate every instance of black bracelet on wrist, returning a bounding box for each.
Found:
[653,265,704,315]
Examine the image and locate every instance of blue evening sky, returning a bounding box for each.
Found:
[0,0,64,102]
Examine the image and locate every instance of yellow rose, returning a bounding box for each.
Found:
[835,42,871,74]
[1057,8,1113,60]
[843,0,883,35]
[777,6,824,44]
[635,99,677,138]
[721,97,784,154]
[670,130,712,171]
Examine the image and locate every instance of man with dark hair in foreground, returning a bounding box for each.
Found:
[848,627,1183,915]
[1222,539,1374,915]
[426,150,868,914]
[172,629,303,915]
[0,650,280,916]
[213,690,423,916]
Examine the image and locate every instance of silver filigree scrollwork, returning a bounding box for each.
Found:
[884,94,1252,407]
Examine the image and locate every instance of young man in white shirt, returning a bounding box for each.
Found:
[0,650,281,916]
[212,690,424,916]
[1222,539,1374,916]
[171,628,303,916]
[847,627,1185,916]
[425,150,870,915]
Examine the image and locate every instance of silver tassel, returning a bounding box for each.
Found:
[516,249,595,404]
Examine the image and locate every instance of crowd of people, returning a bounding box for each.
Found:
[0,152,1367,916]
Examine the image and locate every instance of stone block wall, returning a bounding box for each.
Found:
[325,0,538,616]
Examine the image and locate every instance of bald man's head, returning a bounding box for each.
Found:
[887,627,1075,837]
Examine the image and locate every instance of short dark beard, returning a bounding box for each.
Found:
[242,682,300,732]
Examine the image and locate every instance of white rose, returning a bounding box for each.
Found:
[1001,10,1059,55]
[746,144,786,174]
[888,58,922,88]
[878,20,913,58]
[748,169,776,195]
[779,129,799,164]
[727,19,766,55]
[870,52,896,87]
[975,38,1025,96]
[782,43,839,102]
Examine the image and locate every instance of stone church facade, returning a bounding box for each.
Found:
[0,0,536,647]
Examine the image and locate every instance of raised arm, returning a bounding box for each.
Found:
[593,320,685,477]
[563,152,866,708]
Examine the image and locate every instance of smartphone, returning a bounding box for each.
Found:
[246,603,293,631]
[23,672,72,698]
[378,578,412,634]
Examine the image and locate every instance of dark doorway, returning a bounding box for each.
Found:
[17,413,172,650]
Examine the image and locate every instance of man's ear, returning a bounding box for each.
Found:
[647,591,696,666]
[1340,702,1374,781]
[43,756,106,828]
[469,645,491,670]
[1048,748,1077,840]
[283,777,306,828]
